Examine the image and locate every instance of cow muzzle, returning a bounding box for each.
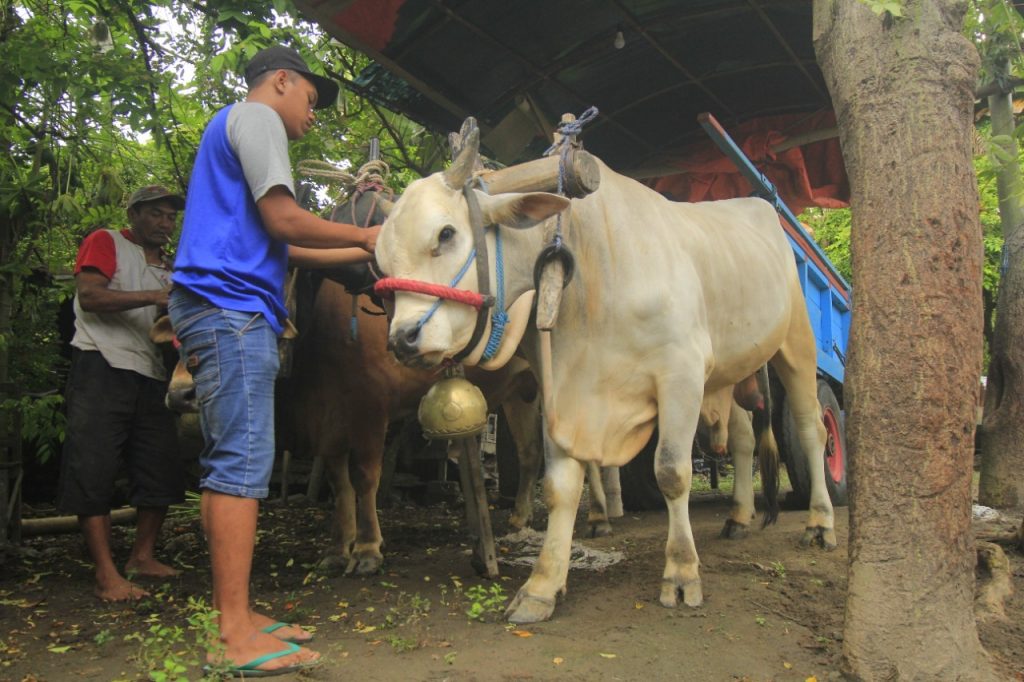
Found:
[166,382,198,414]
[388,321,424,364]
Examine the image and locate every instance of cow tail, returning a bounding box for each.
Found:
[753,364,780,528]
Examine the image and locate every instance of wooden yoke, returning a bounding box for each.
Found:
[476,148,599,198]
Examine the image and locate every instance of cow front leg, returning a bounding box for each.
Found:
[721,405,755,540]
[345,423,386,576]
[506,448,585,624]
[585,462,612,538]
[656,435,703,608]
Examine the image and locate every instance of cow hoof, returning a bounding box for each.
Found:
[799,526,838,550]
[345,555,383,576]
[505,590,556,624]
[508,513,532,531]
[315,554,348,576]
[659,578,703,609]
[589,521,613,538]
[720,519,749,540]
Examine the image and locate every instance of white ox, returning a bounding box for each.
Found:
[375,124,833,623]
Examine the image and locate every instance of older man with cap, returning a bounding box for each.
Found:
[56,184,185,602]
[169,44,379,675]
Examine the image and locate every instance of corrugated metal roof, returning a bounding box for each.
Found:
[296,0,832,176]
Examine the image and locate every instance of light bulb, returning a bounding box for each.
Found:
[614,30,625,50]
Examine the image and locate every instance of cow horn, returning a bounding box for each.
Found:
[377,196,395,216]
[444,118,480,189]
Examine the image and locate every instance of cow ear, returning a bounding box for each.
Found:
[476,191,570,229]
[149,315,175,344]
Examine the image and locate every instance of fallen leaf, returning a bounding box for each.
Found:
[806,677,818,682]
[784,662,793,669]
[47,646,71,654]
[599,653,617,659]
[634,601,644,610]
[553,657,564,665]
[510,630,533,638]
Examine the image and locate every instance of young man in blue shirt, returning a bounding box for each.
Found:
[170,45,379,675]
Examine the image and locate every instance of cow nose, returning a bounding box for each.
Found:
[390,322,421,361]
[166,385,197,413]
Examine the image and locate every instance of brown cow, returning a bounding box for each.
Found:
[153,279,612,576]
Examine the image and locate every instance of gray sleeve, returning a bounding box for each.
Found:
[226,102,295,202]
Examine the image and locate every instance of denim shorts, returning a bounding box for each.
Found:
[168,287,279,499]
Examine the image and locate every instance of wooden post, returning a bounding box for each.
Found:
[306,454,325,501]
[279,449,292,504]
[455,436,499,578]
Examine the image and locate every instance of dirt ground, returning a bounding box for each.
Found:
[2,481,1023,682]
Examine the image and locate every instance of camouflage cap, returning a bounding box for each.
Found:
[127,185,185,211]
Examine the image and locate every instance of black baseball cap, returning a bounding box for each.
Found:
[244,45,339,110]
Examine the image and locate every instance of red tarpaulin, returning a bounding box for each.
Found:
[651,111,849,215]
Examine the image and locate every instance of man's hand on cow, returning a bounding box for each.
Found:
[362,225,381,254]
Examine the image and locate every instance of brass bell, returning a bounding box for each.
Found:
[418,376,488,439]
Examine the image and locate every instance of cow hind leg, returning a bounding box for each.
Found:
[721,404,755,540]
[318,447,356,574]
[506,445,585,624]
[771,312,835,549]
[501,397,542,530]
[585,462,613,537]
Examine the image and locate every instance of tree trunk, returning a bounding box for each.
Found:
[814,2,995,679]
[978,65,1024,507]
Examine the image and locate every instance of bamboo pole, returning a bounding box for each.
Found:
[21,507,137,537]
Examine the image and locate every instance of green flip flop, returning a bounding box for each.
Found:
[261,621,314,643]
[203,641,321,678]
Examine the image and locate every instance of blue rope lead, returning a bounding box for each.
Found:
[542,107,599,243]
[415,247,477,332]
[482,228,507,361]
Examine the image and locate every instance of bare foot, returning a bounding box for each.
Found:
[94,576,150,602]
[250,611,314,643]
[210,631,320,673]
[125,558,180,578]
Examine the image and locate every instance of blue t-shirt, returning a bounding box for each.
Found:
[172,103,294,335]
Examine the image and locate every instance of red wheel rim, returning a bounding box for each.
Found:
[822,408,844,483]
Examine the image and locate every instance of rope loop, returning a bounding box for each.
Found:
[542,106,600,158]
[296,158,394,206]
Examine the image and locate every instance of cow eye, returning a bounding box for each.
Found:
[432,225,456,256]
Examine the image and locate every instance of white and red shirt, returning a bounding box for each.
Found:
[71,229,171,380]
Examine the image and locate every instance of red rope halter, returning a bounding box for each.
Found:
[373,277,490,309]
